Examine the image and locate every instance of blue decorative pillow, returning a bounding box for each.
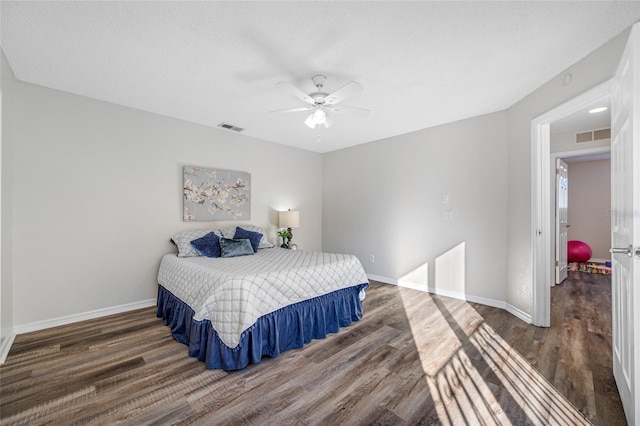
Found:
[220,238,254,258]
[219,225,274,249]
[234,227,263,253]
[190,232,221,258]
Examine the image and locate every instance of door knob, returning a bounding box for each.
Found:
[610,245,633,257]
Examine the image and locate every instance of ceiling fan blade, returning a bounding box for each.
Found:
[304,113,317,129]
[323,113,334,128]
[277,82,315,105]
[269,106,313,114]
[326,105,370,117]
[324,81,363,105]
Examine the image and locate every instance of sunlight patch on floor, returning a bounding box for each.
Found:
[426,348,509,424]
[397,287,590,424]
[471,323,589,425]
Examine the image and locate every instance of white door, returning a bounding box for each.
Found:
[611,23,640,425]
[555,159,569,284]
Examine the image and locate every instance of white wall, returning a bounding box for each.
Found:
[8,72,322,326]
[506,29,629,313]
[323,111,508,303]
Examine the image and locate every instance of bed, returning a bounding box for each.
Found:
[156,227,369,371]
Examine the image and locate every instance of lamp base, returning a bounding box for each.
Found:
[286,228,293,249]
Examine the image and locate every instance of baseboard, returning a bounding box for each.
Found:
[366,273,532,324]
[422,286,507,311]
[589,258,610,264]
[0,332,16,365]
[366,274,397,285]
[505,303,532,324]
[367,274,398,285]
[13,298,157,335]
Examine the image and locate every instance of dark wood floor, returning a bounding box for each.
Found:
[0,272,624,425]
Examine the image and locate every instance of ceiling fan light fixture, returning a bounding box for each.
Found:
[274,75,369,132]
[304,113,317,129]
[313,108,326,125]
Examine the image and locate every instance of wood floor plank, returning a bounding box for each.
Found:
[0,273,625,425]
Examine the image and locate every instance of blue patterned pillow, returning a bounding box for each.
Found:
[190,232,221,258]
[234,227,263,253]
[219,238,254,258]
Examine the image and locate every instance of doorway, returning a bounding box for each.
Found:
[531,80,611,327]
[533,24,640,424]
[552,149,611,285]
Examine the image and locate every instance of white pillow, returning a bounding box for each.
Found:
[170,229,213,257]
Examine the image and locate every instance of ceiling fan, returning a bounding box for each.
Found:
[271,75,369,129]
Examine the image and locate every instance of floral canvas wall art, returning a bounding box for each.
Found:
[183,166,251,221]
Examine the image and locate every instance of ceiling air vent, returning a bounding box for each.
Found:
[576,128,611,143]
[593,128,611,140]
[217,122,244,132]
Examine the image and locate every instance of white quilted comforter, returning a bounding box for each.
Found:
[157,248,369,348]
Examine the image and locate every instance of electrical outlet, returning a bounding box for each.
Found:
[443,210,453,220]
[369,254,375,263]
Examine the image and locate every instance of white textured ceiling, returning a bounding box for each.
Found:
[2,1,640,153]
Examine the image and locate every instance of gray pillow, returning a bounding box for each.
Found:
[219,238,254,258]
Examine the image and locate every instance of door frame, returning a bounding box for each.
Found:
[531,79,612,326]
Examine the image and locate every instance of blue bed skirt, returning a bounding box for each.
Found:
[156,283,369,371]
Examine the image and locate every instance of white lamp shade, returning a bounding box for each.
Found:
[279,210,300,228]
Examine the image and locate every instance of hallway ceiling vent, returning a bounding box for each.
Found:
[217,122,245,132]
[576,128,611,143]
